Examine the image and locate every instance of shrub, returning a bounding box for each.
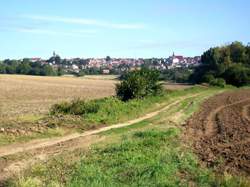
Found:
[209,78,226,88]
[223,64,250,87]
[76,70,85,77]
[202,73,215,83]
[50,99,100,115]
[116,68,163,101]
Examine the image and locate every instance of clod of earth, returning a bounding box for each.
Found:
[185,89,250,175]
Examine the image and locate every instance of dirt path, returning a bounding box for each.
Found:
[0,93,201,158]
[0,93,208,184]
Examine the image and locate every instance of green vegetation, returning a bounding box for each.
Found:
[0,59,57,76]
[68,128,203,187]
[160,67,193,83]
[209,77,226,88]
[0,86,208,147]
[191,41,250,87]
[116,68,163,101]
[50,86,208,126]
[10,87,250,187]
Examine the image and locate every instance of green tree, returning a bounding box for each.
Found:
[29,67,41,75]
[6,65,17,74]
[229,42,247,64]
[17,62,32,74]
[0,63,6,73]
[116,68,163,101]
[223,64,250,87]
[57,67,65,76]
[106,56,111,62]
[41,65,56,76]
[191,41,250,87]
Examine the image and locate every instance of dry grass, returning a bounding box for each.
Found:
[163,82,193,90]
[0,75,116,117]
[82,75,119,80]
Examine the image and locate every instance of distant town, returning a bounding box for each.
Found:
[22,52,201,75]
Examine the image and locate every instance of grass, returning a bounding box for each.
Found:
[8,86,250,187]
[50,86,213,125]
[0,86,224,146]
[0,74,199,146]
[0,74,116,145]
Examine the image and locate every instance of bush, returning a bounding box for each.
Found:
[223,64,250,87]
[116,68,163,101]
[76,70,85,77]
[209,78,226,88]
[50,86,208,125]
[50,99,100,115]
[202,73,215,83]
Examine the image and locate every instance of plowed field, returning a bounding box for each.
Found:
[186,89,250,175]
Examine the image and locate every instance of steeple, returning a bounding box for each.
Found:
[172,52,175,57]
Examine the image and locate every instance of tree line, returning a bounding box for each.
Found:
[190,41,250,87]
[0,59,58,76]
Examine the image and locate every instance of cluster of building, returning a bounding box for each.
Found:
[166,53,201,69]
[87,58,144,69]
[27,52,201,74]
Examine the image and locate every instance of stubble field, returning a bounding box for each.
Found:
[0,75,117,118]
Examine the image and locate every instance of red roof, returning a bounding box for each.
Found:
[174,56,184,60]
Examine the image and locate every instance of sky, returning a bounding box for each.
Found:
[0,0,250,59]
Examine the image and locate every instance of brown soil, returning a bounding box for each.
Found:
[185,89,250,175]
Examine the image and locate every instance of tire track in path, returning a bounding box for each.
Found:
[0,93,203,158]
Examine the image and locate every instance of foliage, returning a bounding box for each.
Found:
[50,99,100,116]
[106,56,111,62]
[11,87,247,187]
[76,70,85,77]
[79,67,101,75]
[50,87,210,126]
[116,68,163,101]
[223,64,250,87]
[160,67,193,83]
[209,78,226,88]
[57,67,65,76]
[191,41,250,87]
[0,59,57,76]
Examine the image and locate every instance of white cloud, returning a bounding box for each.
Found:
[16,28,95,37]
[23,15,146,30]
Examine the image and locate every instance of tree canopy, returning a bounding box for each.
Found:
[191,41,250,87]
[116,68,163,101]
[0,59,57,76]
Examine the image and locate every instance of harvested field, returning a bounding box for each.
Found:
[185,89,250,175]
[0,75,190,118]
[163,82,193,90]
[0,75,116,117]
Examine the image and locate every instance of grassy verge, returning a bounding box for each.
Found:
[8,86,249,187]
[0,86,211,146]
[49,86,217,126]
